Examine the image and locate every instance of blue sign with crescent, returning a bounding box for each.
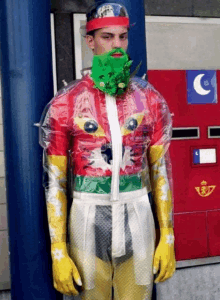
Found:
[187,70,217,104]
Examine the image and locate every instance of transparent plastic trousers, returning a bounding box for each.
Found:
[69,188,155,293]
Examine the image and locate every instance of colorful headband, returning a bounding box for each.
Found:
[86,3,130,33]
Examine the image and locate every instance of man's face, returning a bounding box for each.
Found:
[86,26,128,55]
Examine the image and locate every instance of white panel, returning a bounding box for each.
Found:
[146,17,220,70]
[200,148,216,164]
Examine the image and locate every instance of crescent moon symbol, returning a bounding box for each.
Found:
[193,74,211,96]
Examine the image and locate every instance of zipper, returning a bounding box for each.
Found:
[105,94,125,257]
[105,94,122,201]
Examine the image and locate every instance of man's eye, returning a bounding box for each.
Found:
[120,35,128,40]
[102,36,111,39]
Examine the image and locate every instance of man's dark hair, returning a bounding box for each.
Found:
[87,30,96,37]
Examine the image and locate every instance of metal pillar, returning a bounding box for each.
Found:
[0,1,62,299]
[123,0,148,77]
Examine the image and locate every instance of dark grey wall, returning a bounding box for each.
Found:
[51,0,95,13]
[51,0,220,17]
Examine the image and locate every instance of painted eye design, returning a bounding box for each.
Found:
[126,118,138,131]
[75,117,105,137]
[84,120,98,133]
[121,113,144,136]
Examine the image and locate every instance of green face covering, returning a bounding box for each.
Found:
[91,48,132,96]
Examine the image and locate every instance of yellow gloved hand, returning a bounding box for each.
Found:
[153,228,176,283]
[51,242,82,296]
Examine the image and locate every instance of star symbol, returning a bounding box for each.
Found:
[49,225,56,239]
[53,248,64,261]
[166,234,174,245]
[47,189,63,216]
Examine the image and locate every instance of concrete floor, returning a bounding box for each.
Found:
[157,263,220,300]
[2,263,220,300]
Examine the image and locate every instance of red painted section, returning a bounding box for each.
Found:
[148,70,220,260]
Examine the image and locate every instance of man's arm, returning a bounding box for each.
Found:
[40,95,81,295]
[147,85,176,283]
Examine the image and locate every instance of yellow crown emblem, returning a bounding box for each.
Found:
[201,180,207,185]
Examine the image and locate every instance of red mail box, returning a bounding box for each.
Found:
[148,70,220,260]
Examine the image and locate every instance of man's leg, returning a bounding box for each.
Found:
[113,256,153,300]
[79,256,113,300]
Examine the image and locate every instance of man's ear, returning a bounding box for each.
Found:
[86,35,94,51]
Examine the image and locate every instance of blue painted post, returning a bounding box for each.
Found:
[123,0,148,77]
[0,0,62,299]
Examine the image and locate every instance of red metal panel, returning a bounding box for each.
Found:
[148,70,220,260]
[174,212,208,260]
[207,210,220,256]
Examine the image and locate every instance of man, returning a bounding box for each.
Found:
[40,2,176,299]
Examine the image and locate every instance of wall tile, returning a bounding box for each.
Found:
[0,178,6,204]
[0,100,2,125]
[0,231,10,290]
[0,125,4,151]
[0,204,7,230]
[0,152,5,177]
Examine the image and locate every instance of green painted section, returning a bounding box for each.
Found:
[74,173,143,194]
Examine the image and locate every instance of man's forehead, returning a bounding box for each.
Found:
[98,27,128,34]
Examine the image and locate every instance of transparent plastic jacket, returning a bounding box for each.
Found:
[39,74,173,290]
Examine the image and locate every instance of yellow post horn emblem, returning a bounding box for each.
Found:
[195,180,216,197]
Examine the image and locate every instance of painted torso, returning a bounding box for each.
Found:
[46,75,164,194]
